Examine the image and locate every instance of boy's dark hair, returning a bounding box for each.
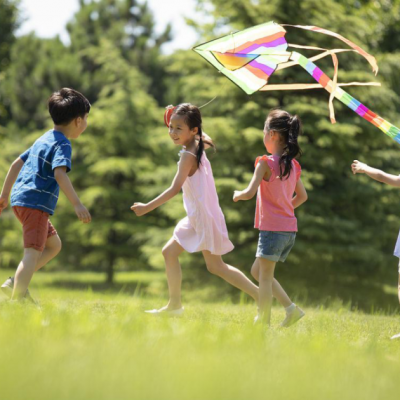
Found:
[172,103,215,167]
[265,109,302,179]
[48,88,91,125]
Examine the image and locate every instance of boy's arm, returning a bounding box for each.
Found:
[352,160,400,187]
[292,178,308,209]
[0,157,25,215]
[233,159,271,202]
[54,167,91,223]
[131,153,195,216]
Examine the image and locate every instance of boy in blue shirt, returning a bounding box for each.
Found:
[0,88,91,301]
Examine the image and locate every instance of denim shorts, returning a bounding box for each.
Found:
[256,230,296,262]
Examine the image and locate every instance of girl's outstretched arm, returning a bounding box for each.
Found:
[352,160,400,187]
[131,153,195,216]
[233,159,271,202]
[292,178,308,209]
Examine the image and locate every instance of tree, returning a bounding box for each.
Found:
[67,0,172,104]
[0,0,20,128]
[51,39,165,284]
[0,0,19,71]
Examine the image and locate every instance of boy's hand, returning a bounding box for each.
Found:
[0,196,8,216]
[233,190,244,202]
[351,160,368,174]
[74,203,91,223]
[131,202,150,216]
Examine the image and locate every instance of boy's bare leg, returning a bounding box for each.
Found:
[2,235,62,294]
[258,258,276,325]
[12,248,42,300]
[202,251,259,302]
[251,258,292,307]
[34,235,62,272]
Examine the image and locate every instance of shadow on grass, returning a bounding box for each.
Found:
[184,269,400,314]
[40,269,400,314]
[43,279,152,296]
[266,268,400,314]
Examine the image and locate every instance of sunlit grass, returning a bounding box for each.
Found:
[0,270,399,400]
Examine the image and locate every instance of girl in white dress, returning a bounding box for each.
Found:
[131,103,258,315]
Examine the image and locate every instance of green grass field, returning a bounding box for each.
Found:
[0,270,399,400]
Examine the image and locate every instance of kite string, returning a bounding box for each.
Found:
[230,31,236,53]
[199,96,217,109]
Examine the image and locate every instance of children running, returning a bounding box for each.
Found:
[131,103,258,315]
[233,109,308,326]
[352,159,400,339]
[0,88,92,302]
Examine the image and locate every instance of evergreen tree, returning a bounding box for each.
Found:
[67,0,172,104]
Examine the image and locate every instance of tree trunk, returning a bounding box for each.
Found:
[106,229,116,284]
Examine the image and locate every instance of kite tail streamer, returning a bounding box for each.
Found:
[281,24,379,75]
[290,51,400,143]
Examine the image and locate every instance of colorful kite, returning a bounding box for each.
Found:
[193,21,400,144]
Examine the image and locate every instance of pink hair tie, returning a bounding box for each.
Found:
[164,105,176,127]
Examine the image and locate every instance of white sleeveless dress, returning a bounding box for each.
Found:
[173,149,234,255]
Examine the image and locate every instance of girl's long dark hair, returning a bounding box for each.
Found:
[265,109,302,179]
[172,103,215,166]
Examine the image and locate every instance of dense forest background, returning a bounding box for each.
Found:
[1,0,400,310]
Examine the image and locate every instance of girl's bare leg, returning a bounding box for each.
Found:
[390,264,400,339]
[161,237,185,310]
[202,251,259,302]
[258,258,276,325]
[251,258,292,308]
[398,263,400,305]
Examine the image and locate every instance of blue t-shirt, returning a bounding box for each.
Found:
[11,130,72,215]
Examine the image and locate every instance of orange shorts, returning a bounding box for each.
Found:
[13,206,57,252]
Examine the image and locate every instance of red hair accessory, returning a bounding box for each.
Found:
[164,105,176,127]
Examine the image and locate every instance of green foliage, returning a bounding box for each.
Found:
[1,0,400,298]
[2,35,83,130]
[0,0,19,127]
[67,0,172,103]
[0,0,19,71]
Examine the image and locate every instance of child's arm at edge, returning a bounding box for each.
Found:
[54,167,91,223]
[233,159,271,202]
[0,157,24,216]
[292,178,308,209]
[352,160,400,187]
[131,153,195,216]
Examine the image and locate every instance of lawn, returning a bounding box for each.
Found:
[0,270,399,400]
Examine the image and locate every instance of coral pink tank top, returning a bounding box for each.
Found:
[254,155,301,232]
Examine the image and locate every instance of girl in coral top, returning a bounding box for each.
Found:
[234,109,308,326]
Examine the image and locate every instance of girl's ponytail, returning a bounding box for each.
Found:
[265,110,302,179]
[197,127,205,167]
